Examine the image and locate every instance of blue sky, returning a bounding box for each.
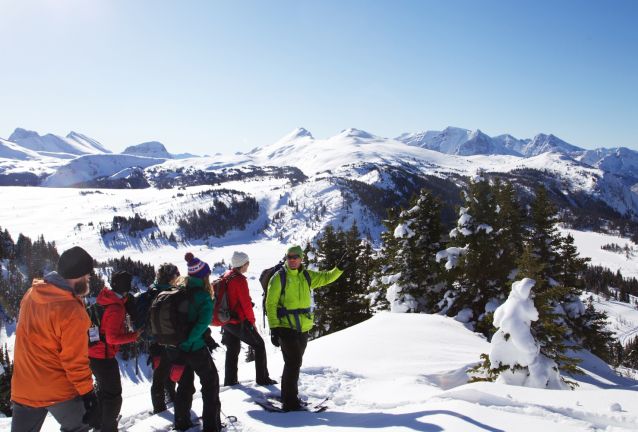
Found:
[1,0,636,154]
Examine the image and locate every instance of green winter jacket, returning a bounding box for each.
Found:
[178,277,213,353]
[266,264,343,333]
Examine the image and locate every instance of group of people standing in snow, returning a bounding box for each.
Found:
[10,244,344,432]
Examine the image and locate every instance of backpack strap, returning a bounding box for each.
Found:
[303,269,311,288]
[276,268,313,333]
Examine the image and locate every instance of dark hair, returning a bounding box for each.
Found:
[184,252,194,263]
[156,263,180,285]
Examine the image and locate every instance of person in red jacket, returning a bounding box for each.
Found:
[221,251,276,386]
[88,271,140,432]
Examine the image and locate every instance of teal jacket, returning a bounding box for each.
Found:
[178,277,213,352]
[266,264,343,333]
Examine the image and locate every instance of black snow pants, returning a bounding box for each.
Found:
[173,347,222,432]
[278,328,309,410]
[89,357,122,432]
[150,344,176,413]
[221,321,271,385]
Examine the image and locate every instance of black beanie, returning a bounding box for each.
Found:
[111,271,133,294]
[57,246,94,279]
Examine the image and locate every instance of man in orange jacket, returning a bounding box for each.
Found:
[11,246,99,432]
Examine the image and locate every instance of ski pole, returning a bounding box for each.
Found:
[220,408,239,432]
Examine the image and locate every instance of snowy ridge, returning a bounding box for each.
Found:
[8,128,110,156]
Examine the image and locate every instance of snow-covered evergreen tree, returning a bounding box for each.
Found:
[436,176,506,330]
[486,278,568,389]
[375,189,445,313]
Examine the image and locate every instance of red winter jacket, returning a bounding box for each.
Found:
[223,269,256,325]
[88,287,138,359]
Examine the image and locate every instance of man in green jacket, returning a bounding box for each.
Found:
[266,245,344,411]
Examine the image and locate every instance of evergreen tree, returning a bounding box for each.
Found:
[622,336,638,369]
[375,189,445,313]
[493,179,525,278]
[0,343,13,416]
[521,188,583,378]
[371,207,400,312]
[439,177,506,330]
[310,224,372,339]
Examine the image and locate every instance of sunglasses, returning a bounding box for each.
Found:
[287,254,301,260]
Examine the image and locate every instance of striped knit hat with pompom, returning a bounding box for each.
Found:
[184,252,211,279]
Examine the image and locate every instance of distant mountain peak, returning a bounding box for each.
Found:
[276,127,315,144]
[338,128,376,139]
[9,128,38,141]
[123,141,172,159]
[292,127,313,138]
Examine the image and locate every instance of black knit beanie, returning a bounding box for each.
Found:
[57,246,94,279]
[111,271,133,294]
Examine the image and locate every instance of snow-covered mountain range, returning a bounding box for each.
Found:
[1,125,638,243]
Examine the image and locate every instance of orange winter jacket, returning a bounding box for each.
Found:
[11,277,94,407]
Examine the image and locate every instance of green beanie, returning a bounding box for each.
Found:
[287,245,304,257]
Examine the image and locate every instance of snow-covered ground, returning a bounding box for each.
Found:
[2,312,636,431]
[559,227,638,279]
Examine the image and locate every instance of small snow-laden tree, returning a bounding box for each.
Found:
[474,278,569,389]
[517,240,582,382]
[436,176,506,332]
[375,189,445,313]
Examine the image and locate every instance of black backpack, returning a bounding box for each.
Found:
[126,288,160,335]
[149,287,196,347]
[259,262,311,325]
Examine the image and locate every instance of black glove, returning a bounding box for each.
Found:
[81,390,100,427]
[203,328,219,352]
[270,328,281,347]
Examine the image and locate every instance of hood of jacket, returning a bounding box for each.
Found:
[96,287,127,307]
[30,272,77,304]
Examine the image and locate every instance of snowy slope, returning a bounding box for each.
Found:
[42,154,166,187]
[559,228,638,279]
[0,138,41,160]
[578,147,638,181]
[2,312,636,431]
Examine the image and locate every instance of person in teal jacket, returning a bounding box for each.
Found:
[171,253,222,432]
[266,245,344,411]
